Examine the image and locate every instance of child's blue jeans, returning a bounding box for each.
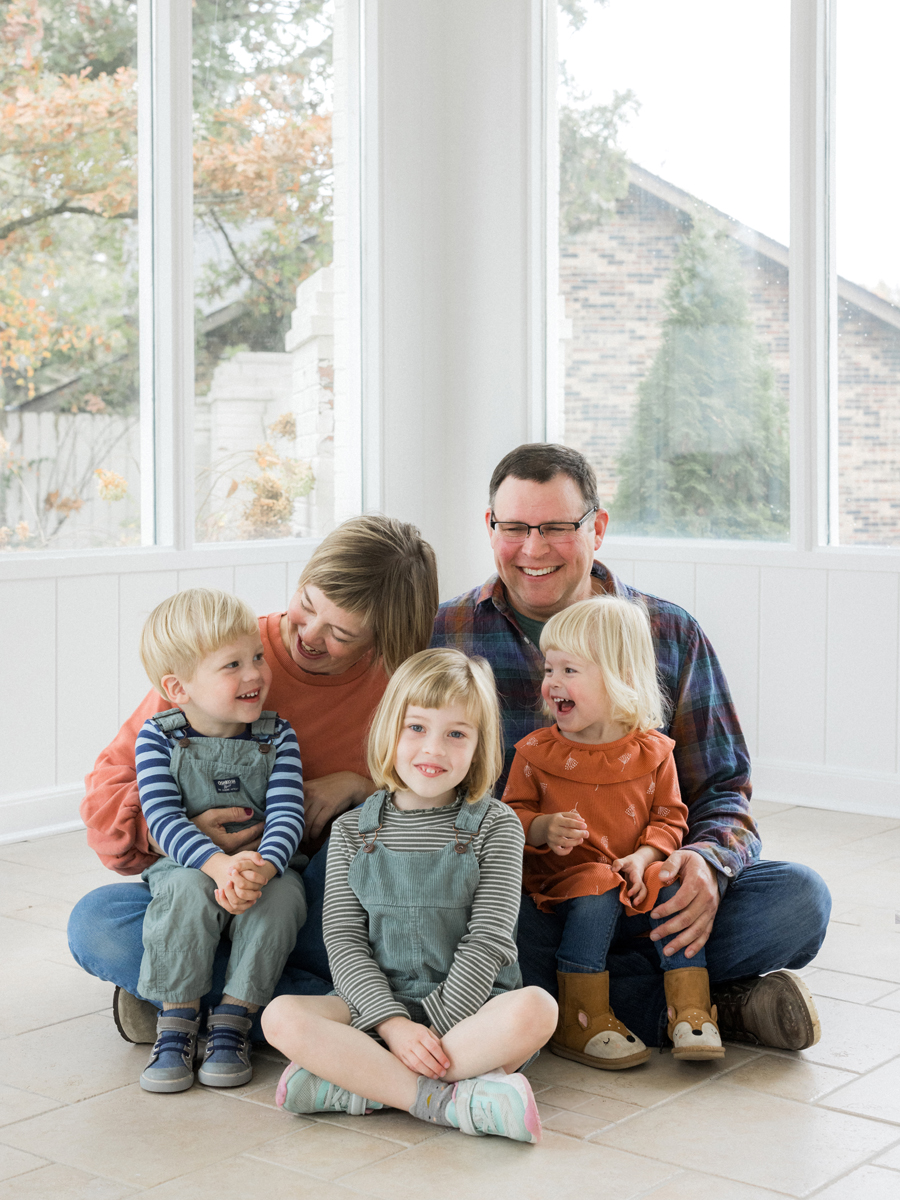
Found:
[556,884,706,973]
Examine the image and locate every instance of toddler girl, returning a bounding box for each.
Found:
[503,595,723,1068]
[262,647,556,1144]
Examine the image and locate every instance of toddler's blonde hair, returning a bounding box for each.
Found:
[540,596,668,734]
[140,588,259,697]
[367,648,503,802]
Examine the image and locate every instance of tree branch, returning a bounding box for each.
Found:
[207,209,294,306]
[0,203,137,242]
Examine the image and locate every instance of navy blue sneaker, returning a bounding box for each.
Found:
[139,1009,200,1093]
[197,1005,253,1087]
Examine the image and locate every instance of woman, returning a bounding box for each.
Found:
[68,515,439,1041]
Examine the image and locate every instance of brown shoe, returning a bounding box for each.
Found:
[712,971,821,1051]
[113,986,160,1044]
[664,967,724,1060]
[550,970,651,1070]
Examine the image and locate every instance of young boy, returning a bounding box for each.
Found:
[134,587,307,1093]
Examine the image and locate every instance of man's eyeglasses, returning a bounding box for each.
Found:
[489,507,598,543]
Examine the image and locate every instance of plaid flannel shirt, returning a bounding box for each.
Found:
[431,561,759,889]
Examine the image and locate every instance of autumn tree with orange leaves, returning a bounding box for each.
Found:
[0,0,333,412]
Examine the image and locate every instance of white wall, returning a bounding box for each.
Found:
[2,0,899,845]
[601,543,900,818]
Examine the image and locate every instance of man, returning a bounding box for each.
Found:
[432,443,831,1051]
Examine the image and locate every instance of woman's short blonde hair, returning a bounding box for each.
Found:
[367,648,503,801]
[540,596,668,734]
[297,515,438,675]
[140,588,259,696]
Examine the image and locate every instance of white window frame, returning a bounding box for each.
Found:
[0,0,363,584]
[547,0,900,578]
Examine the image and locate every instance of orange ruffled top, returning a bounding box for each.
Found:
[502,725,688,916]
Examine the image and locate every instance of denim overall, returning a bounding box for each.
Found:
[348,791,521,1024]
[138,709,307,1006]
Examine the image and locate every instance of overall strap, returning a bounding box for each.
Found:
[356,790,388,854]
[149,708,187,735]
[250,711,278,740]
[452,793,493,853]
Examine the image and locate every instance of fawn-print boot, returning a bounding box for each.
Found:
[550,970,651,1070]
[665,967,725,1060]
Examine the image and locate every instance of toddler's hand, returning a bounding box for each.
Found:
[613,846,664,906]
[228,851,277,901]
[214,878,258,914]
[545,810,588,855]
[376,1016,450,1079]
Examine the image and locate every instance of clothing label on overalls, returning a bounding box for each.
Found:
[214,777,241,794]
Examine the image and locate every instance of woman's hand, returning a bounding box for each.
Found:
[304,772,372,840]
[192,807,264,854]
[375,1016,450,1079]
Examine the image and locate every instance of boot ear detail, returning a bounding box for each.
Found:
[551,970,651,1071]
[664,968,725,1060]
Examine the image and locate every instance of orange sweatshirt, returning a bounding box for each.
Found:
[502,725,688,915]
[80,612,388,875]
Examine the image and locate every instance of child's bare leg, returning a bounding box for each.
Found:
[262,994,420,1110]
[440,987,557,1079]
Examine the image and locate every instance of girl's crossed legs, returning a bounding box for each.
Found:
[262,986,556,1113]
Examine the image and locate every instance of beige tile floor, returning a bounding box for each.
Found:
[1,798,899,1199]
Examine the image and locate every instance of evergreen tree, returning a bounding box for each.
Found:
[612,221,789,539]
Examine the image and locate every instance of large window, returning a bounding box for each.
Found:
[192,1,334,543]
[556,0,791,542]
[834,0,900,546]
[0,0,337,556]
[0,0,142,551]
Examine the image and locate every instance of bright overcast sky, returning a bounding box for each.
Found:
[558,0,900,296]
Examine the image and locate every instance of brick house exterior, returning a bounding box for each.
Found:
[561,164,900,544]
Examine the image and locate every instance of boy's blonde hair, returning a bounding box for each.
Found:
[140,588,260,696]
[298,515,438,675]
[540,596,668,734]
[367,648,503,802]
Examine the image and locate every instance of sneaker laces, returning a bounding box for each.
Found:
[205,1023,247,1062]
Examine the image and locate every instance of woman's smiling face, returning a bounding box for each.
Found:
[282,584,375,675]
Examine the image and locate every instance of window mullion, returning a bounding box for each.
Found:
[149,0,194,550]
[789,0,831,552]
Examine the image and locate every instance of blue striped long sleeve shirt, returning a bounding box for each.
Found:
[135,718,304,875]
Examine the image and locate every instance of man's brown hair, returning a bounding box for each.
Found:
[489,443,600,511]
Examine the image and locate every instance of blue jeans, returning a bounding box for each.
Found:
[67,844,333,1041]
[557,884,704,974]
[519,858,831,1046]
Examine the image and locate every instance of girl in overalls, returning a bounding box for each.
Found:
[262,647,556,1145]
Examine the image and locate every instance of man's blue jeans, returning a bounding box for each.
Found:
[558,884,704,974]
[520,859,831,1046]
[67,845,333,1042]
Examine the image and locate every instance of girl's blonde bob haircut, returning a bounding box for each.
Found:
[297,515,438,675]
[140,588,259,696]
[540,595,668,734]
[367,648,503,802]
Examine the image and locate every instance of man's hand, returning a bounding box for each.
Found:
[528,811,588,855]
[612,845,664,907]
[650,849,720,959]
[375,1016,450,1079]
[304,772,372,840]
[192,807,264,854]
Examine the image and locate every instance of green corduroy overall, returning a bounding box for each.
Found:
[138,709,307,1006]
